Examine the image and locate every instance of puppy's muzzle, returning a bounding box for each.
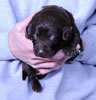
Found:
[34,43,53,58]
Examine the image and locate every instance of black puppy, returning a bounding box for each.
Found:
[22,5,83,92]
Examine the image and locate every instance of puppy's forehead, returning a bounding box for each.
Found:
[35,23,57,35]
[36,23,54,30]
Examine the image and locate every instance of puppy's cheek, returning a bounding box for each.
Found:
[33,45,39,55]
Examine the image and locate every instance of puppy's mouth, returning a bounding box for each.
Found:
[34,47,56,58]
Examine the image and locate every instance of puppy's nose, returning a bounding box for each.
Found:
[37,48,47,57]
[38,49,44,54]
[35,44,51,57]
[38,46,49,57]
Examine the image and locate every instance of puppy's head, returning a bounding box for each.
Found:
[26,5,83,58]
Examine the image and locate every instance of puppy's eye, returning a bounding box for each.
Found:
[50,35,55,40]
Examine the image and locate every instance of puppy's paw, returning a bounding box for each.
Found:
[32,80,42,92]
[22,70,27,80]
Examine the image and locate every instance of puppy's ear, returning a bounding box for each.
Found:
[62,27,72,41]
[25,23,32,39]
[66,11,84,52]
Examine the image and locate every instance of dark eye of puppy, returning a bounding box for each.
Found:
[33,33,56,41]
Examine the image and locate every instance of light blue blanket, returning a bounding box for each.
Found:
[0,0,96,100]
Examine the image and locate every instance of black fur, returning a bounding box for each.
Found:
[22,5,84,92]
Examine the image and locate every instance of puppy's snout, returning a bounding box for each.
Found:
[38,48,45,56]
[34,44,51,57]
